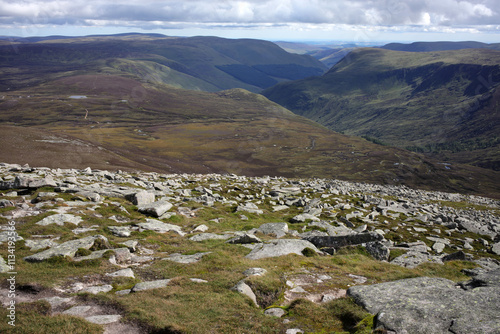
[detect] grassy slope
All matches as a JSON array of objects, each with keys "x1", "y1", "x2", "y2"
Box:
[
  {"x1": 262, "y1": 48, "x2": 500, "y2": 170},
  {"x1": 1, "y1": 73, "x2": 500, "y2": 198}
]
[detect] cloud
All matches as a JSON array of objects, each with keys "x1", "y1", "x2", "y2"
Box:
[{"x1": 0, "y1": 0, "x2": 499, "y2": 35}]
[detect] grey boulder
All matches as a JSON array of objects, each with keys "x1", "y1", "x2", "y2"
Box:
[
  {"x1": 348, "y1": 275, "x2": 500, "y2": 334},
  {"x1": 138, "y1": 200, "x2": 172, "y2": 217},
  {"x1": 245, "y1": 239, "x2": 321, "y2": 260}
]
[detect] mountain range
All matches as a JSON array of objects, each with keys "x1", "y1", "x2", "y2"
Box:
[
  {"x1": 0, "y1": 34, "x2": 499, "y2": 198},
  {"x1": 0, "y1": 33, "x2": 326, "y2": 93}
]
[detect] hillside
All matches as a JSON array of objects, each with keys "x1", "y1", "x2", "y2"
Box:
[
  {"x1": 1, "y1": 69, "x2": 500, "y2": 197},
  {"x1": 0, "y1": 33, "x2": 327, "y2": 93},
  {"x1": 262, "y1": 48, "x2": 500, "y2": 171},
  {"x1": 382, "y1": 41, "x2": 500, "y2": 52}
]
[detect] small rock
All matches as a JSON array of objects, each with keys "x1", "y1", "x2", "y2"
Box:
[
  {"x1": 106, "y1": 268, "x2": 135, "y2": 278},
  {"x1": 81, "y1": 284, "x2": 113, "y2": 294},
  {"x1": 243, "y1": 268, "x2": 268, "y2": 277},
  {"x1": 85, "y1": 315, "x2": 122, "y2": 325},
  {"x1": 264, "y1": 308, "x2": 285, "y2": 317},
  {"x1": 226, "y1": 233, "x2": 262, "y2": 244},
  {"x1": 131, "y1": 279, "x2": 171, "y2": 292},
  {"x1": 62, "y1": 305, "x2": 92, "y2": 316},
  {"x1": 232, "y1": 281, "x2": 258, "y2": 307},
  {"x1": 108, "y1": 226, "x2": 132, "y2": 237},
  {"x1": 36, "y1": 213, "x2": 82, "y2": 226}
]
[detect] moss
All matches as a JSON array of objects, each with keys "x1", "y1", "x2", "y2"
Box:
[
  {"x1": 302, "y1": 247, "x2": 319, "y2": 257},
  {"x1": 353, "y1": 314, "x2": 375, "y2": 334},
  {"x1": 75, "y1": 247, "x2": 92, "y2": 257}
]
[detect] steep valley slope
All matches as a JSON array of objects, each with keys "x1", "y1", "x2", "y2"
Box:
[{"x1": 262, "y1": 48, "x2": 500, "y2": 171}]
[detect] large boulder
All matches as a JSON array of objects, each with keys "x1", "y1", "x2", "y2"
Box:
[
  {"x1": 303, "y1": 231, "x2": 383, "y2": 250},
  {"x1": 348, "y1": 275, "x2": 500, "y2": 334},
  {"x1": 126, "y1": 190, "x2": 155, "y2": 206},
  {"x1": 245, "y1": 239, "x2": 321, "y2": 260},
  {"x1": 256, "y1": 222, "x2": 288, "y2": 238},
  {"x1": 138, "y1": 200, "x2": 172, "y2": 217},
  {"x1": 136, "y1": 218, "x2": 185, "y2": 236}
]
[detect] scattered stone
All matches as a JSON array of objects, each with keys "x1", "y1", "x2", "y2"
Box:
[
  {"x1": 108, "y1": 226, "x2": 132, "y2": 237},
  {"x1": 492, "y1": 242, "x2": 500, "y2": 256},
  {"x1": 364, "y1": 241, "x2": 390, "y2": 261},
  {"x1": 236, "y1": 202, "x2": 263, "y2": 214},
  {"x1": 138, "y1": 200, "x2": 173, "y2": 218},
  {"x1": 137, "y1": 218, "x2": 185, "y2": 236},
  {"x1": 42, "y1": 296, "x2": 74, "y2": 309},
  {"x1": 432, "y1": 242, "x2": 446, "y2": 253},
  {"x1": 191, "y1": 224, "x2": 209, "y2": 233},
  {"x1": 441, "y1": 250, "x2": 471, "y2": 262},
  {"x1": 264, "y1": 308, "x2": 285, "y2": 317},
  {"x1": 106, "y1": 268, "x2": 135, "y2": 278},
  {"x1": 226, "y1": 233, "x2": 262, "y2": 244},
  {"x1": 189, "y1": 233, "x2": 233, "y2": 241},
  {"x1": 390, "y1": 251, "x2": 443, "y2": 268},
  {"x1": 36, "y1": 213, "x2": 82, "y2": 226},
  {"x1": 0, "y1": 199, "x2": 14, "y2": 207},
  {"x1": 243, "y1": 268, "x2": 267, "y2": 277},
  {"x1": 85, "y1": 315, "x2": 122, "y2": 325},
  {"x1": 290, "y1": 213, "x2": 320, "y2": 224},
  {"x1": 272, "y1": 205, "x2": 289, "y2": 212},
  {"x1": 131, "y1": 279, "x2": 171, "y2": 292},
  {"x1": 72, "y1": 226, "x2": 98, "y2": 234},
  {"x1": 62, "y1": 305, "x2": 92, "y2": 316},
  {"x1": 163, "y1": 252, "x2": 211, "y2": 264},
  {"x1": 245, "y1": 239, "x2": 321, "y2": 260},
  {"x1": 232, "y1": 281, "x2": 258, "y2": 307},
  {"x1": 126, "y1": 190, "x2": 155, "y2": 206},
  {"x1": 24, "y1": 235, "x2": 109, "y2": 262},
  {"x1": 81, "y1": 284, "x2": 113, "y2": 294},
  {"x1": 24, "y1": 236, "x2": 58, "y2": 250},
  {"x1": 0, "y1": 256, "x2": 10, "y2": 273},
  {"x1": 256, "y1": 222, "x2": 288, "y2": 238},
  {"x1": 119, "y1": 240, "x2": 139, "y2": 252}
]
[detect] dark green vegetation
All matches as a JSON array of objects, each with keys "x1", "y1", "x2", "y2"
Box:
[
  {"x1": 0, "y1": 33, "x2": 326, "y2": 93},
  {"x1": 262, "y1": 48, "x2": 500, "y2": 172}
]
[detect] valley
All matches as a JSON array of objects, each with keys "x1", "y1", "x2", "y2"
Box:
[{"x1": 263, "y1": 47, "x2": 500, "y2": 172}]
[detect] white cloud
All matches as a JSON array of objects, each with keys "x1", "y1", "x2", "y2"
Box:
[{"x1": 0, "y1": 0, "x2": 499, "y2": 39}]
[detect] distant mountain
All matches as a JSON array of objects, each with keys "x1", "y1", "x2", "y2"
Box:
[
  {"x1": 382, "y1": 41, "x2": 500, "y2": 52},
  {"x1": 0, "y1": 33, "x2": 327, "y2": 93},
  {"x1": 274, "y1": 41, "x2": 366, "y2": 68},
  {"x1": 262, "y1": 48, "x2": 500, "y2": 171}
]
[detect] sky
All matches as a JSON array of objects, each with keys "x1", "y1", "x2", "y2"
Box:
[{"x1": 1, "y1": 0, "x2": 500, "y2": 43}]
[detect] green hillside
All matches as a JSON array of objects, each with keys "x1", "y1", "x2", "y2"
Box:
[
  {"x1": 262, "y1": 48, "x2": 500, "y2": 171},
  {"x1": 0, "y1": 34, "x2": 327, "y2": 93}
]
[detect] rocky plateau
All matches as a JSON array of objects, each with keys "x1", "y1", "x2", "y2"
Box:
[{"x1": 0, "y1": 162, "x2": 499, "y2": 333}]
